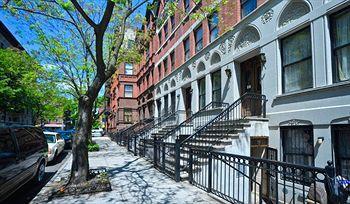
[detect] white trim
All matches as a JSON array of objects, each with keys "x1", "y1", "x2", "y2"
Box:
[{"x1": 268, "y1": 104, "x2": 350, "y2": 115}]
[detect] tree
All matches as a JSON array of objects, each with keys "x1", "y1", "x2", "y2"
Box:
[
  {"x1": 0, "y1": 48, "x2": 63, "y2": 124},
  {"x1": 1, "y1": 0, "x2": 224, "y2": 185}
]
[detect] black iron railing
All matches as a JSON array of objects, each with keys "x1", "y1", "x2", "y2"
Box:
[
  {"x1": 161, "y1": 101, "x2": 229, "y2": 143},
  {"x1": 181, "y1": 93, "x2": 267, "y2": 147},
  {"x1": 132, "y1": 110, "x2": 185, "y2": 157},
  {"x1": 188, "y1": 148, "x2": 327, "y2": 204}
]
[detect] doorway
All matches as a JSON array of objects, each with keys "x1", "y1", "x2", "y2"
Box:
[
  {"x1": 184, "y1": 87, "x2": 192, "y2": 119},
  {"x1": 156, "y1": 99, "x2": 161, "y2": 118},
  {"x1": 170, "y1": 91, "x2": 176, "y2": 114},
  {"x1": 240, "y1": 56, "x2": 262, "y2": 117},
  {"x1": 164, "y1": 95, "x2": 169, "y2": 116}
]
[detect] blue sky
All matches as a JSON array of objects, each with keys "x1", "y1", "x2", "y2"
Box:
[{"x1": 0, "y1": 1, "x2": 148, "y2": 53}]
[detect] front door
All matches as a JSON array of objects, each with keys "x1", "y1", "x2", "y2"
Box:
[
  {"x1": 156, "y1": 99, "x2": 161, "y2": 118},
  {"x1": 184, "y1": 87, "x2": 192, "y2": 119},
  {"x1": 240, "y1": 56, "x2": 262, "y2": 117}
]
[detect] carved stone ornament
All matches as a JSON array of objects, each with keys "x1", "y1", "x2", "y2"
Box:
[
  {"x1": 205, "y1": 52, "x2": 210, "y2": 61},
  {"x1": 280, "y1": 119, "x2": 312, "y2": 126},
  {"x1": 227, "y1": 35, "x2": 235, "y2": 52},
  {"x1": 192, "y1": 61, "x2": 196, "y2": 69},
  {"x1": 279, "y1": 2, "x2": 310, "y2": 28},
  {"x1": 219, "y1": 42, "x2": 226, "y2": 55},
  {"x1": 235, "y1": 27, "x2": 260, "y2": 50},
  {"x1": 261, "y1": 9, "x2": 274, "y2": 24}
]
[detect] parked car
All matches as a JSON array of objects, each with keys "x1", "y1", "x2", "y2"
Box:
[
  {"x1": 92, "y1": 129, "x2": 103, "y2": 137},
  {"x1": 0, "y1": 126, "x2": 47, "y2": 202},
  {"x1": 44, "y1": 132, "x2": 65, "y2": 162},
  {"x1": 56, "y1": 130, "x2": 75, "y2": 149}
]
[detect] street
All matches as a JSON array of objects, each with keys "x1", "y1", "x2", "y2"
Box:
[{"x1": 2, "y1": 150, "x2": 71, "y2": 204}]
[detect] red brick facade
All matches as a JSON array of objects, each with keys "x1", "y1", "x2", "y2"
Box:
[
  {"x1": 107, "y1": 63, "x2": 139, "y2": 132},
  {"x1": 135, "y1": 0, "x2": 267, "y2": 120}
]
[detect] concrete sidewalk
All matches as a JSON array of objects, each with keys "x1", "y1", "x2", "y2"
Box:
[{"x1": 33, "y1": 137, "x2": 226, "y2": 204}]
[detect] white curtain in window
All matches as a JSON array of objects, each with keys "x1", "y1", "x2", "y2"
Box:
[
  {"x1": 333, "y1": 11, "x2": 350, "y2": 81},
  {"x1": 282, "y1": 28, "x2": 312, "y2": 93}
]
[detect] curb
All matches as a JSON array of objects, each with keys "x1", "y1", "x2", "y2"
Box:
[{"x1": 30, "y1": 152, "x2": 72, "y2": 204}]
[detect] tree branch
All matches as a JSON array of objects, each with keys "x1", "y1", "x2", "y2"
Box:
[{"x1": 70, "y1": 0, "x2": 97, "y2": 27}]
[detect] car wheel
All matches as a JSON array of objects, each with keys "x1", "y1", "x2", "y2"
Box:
[{"x1": 35, "y1": 161, "x2": 45, "y2": 183}]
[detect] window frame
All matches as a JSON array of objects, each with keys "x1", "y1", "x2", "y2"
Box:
[
  {"x1": 124, "y1": 85, "x2": 133, "y2": 98},
  {"x1": 123, "y1": 108, "x2": 133, "y2": 123},
  {"x1": 184, "y1": 37, "x2": 190, "y2": 61},
  {"x1": 184, "y1": 0, "x2": 190, "y2": 13},
  {"x1": 164, "y1": 57, "x2": 168, "y2": 76},
  {"x1": 125, "y1": 63, "x2": 133, "y2": 75},
  {"x1": 170, "y1": 15, "x2": 175, "y2": 31},
  {"x1": 198, "y1": 77, "x2": 206, "y2": 109},
  {"x1": 281, "y1": 26, "x2": 313, "y2": 93},
  {"x1": 211, "y1": 70, "x2": 221, "y2": 103},
  {"x1": 164, "y1": 22, "x2": 169, "y2": 39},
  {"x1": 241, "y1": 0, "x2": 257, "y2": 18},
  {"x1": 332, "y1": 125, "x2": 350, "y2": 179},
  {"x1": 330, "y1": 7, "x2": 350, "y2": 83},
  {"x1": 195, "y1": 25, "x2": 203, "y2": 53},
  {"x1": 158, "y1": 64, "x2": 162, "y2": 80},
  {"x1": 281, "y1": 126, "x2": 314, "y2": 166},
  {"x1": 209, "y1": 12, "x2": 219, "y2": 42},
  {"x1": 170, "y1": 51, "x2": 175, "y2": 71}
]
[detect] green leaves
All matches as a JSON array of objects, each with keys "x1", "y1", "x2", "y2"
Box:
[{"x1": 0, "y1": 48, "x2": 63, "y2": 122}]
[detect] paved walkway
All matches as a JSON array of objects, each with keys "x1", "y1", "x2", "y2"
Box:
[{"x1": 35, "y1": 137, "x2": 225, "y2": 204}]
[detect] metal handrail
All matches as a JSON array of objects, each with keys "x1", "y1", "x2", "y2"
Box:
[
  {"x1": 181, "y1": 92, "x2": 267, "y2": 145},
  {"x1": 161, "y1": 101, "x2": 229, "y2": 142},
  {"x1": 138, "y1": 110, "x2": 185, "y2": 140}
]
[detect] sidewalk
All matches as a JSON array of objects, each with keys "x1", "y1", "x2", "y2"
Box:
[{"x1": 34, "y1": 137, "x2": 226, "y2": 204}]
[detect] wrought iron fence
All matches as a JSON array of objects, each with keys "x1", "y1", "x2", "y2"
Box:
[
  {"x1": 161, "y1": 101, "x2": 229, "y2": 143},
  {"x1": 128, "y1": 110, "x2": 185, "y2": 157},
  {"x1": 188, "y1": 148, "x2": 328, "y2": 204}
]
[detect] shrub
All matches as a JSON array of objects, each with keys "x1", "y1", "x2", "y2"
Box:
[{"x1": 88, "y1": 142, "x2": 99, "y2": 152}]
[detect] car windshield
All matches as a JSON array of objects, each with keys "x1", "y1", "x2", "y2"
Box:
[{"x1": 45, "y1": 135, "x2": 56, "y2": 143}]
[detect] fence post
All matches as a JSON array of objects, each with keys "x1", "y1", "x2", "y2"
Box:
[
  {"x1": 162, "y1": 142, "x2": 166, "y2": 173},
  {"x1": 134, "y1": 136, "x2": 137, "y2": 156},
  {"x1": 175, "y1": 139, "x2": 181, "y2": 182},
  {"x1": 153, "y1": 137, "x2": 157, "y2": 168},
  {"x1": 207, "y1": 151, "x2": 212, "y2": 193},
  {"x1": 127, "y1": 136, "x2": 131, "y2": 151},
  {"x1": 189, "y1": 148, "x2": 193, "y2": 184},
  {"x1": 262, "y1": 98, "x2": 267, "y2": 118}
]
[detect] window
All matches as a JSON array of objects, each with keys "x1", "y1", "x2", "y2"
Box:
[
  {"x1": 127, "y1": 39, "x2": 134, "y2": 49},
  {"x1": 209, "y1": 12, "x2": 219, "y2": 42},
  {"x1": 171, "y1": 15, "x2": 175, "y2": 31},
  {"x1": 184, "y1": 0, "x2": 190, "y2": 13},
  {"x1": 195, "y1": 26, "x2": 203, "y2": 53},
  {"x1": 14, "y1": 128, "x2": 39, "y2": 156},
  {"x1": 124, "y1": 85, "x2": 133, "y2": 97},
  {"x1": 212, "y1": 71, "x2": 221, "y2": 102},
  {"x1": 333, "y1": 125, "x2": 350, "y2": 179},
  {"x1": 124, "y1": 109, "x2": 132, "y2": 123},
  {"x1": 164, "y1": 57, "x2": 168, "y2": 76},
  {"x1": 170, "y1": 51, "x2": 175, "y2": 71},
  {"x1": 158, "y1": 65, "x2": 162, "y2": 79},
  {"x1": 241, "y1": 0, "x2": 257, "y2": 18},
  {"x1": 164, "y1": 23, "x2": 169, "y2": 39},
  {"x1": 331, "y1": 8, "x2": 350, "y2": 83},
  {"x1": 158, "y1": 32, "x2": 162, "y2": 45},
  {"x1": 198, "y1": 78, "x2": 206, "y2": 109},
  {"x1": 281, "y1": 126, "x2": 314, "y2": 166},
  {"x1": 0, "y1": 128, "x2": 16, "y2": 160},
  {"x1": 184, "y1": 37, "x2": 190, "y2": 61},
  {"x1": 125, "y1": 63, "x2": 133, "y2": 75},
  {"x1": 281, "y1": 27, "x2": 312, "y2": 93}
]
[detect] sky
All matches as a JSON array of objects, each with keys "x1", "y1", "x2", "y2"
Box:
[
  {"x1": 0, "y1": 1, "x2": 148, "y2": 98},
  {"x1": 0, "y1": 1, "x2": 148, "y2": 54}
]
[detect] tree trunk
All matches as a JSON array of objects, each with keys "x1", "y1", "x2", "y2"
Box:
[{"x1": 70, "y1": 95, "x2": 93, "y2": 184}]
